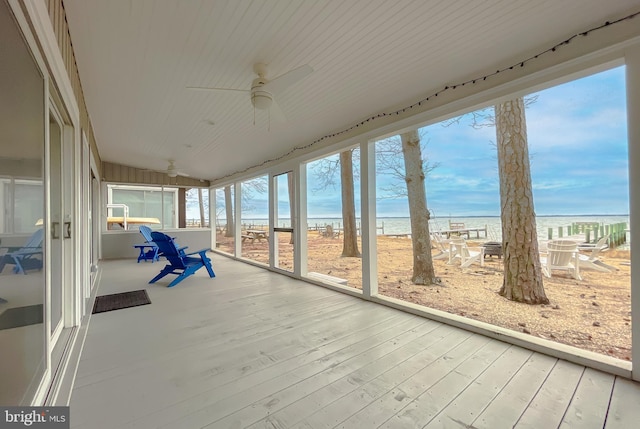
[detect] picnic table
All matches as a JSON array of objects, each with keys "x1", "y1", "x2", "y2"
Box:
[{"x1": 242, "y1": 230, "x2": 269, "y2": 243}]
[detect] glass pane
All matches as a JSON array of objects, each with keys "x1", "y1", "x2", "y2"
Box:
[
  {"x1": 185, "y1": 188, "x2": 209, "y2": 227},
  {"x1": 305, "y1": 149, "x2": 362, "y2": 289},
  {"x1": 240, "y1": 176, "x2": 269, "y2": 265},
  {"x1": 374, "y1": 67, "x2": 631, "y2": 362},
  {"x1": 215, "y1": 186, "x2": 235, "y2": 255},
  {"x1": 274, "y1": 173, "x2": 294, "y2": 272},
  {"x1": 0, "y1": 0, "x2": 46, "y2": 404},
  {"x1": 108, "y1": 185, "x2": 177, "y2": 230}
]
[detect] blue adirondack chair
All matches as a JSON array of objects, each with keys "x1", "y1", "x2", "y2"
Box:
[
  {"x1": 148, "y1": 231, "x2": 215, "y2": 287},
  {"x1": 134, "y1": 225, "x2": 160, "y2": 262},
  {"x1": 0, "y1": 229, "x2": 44, "y2": 274}
]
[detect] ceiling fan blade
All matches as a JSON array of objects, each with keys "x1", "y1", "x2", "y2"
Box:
[
  {"x1": 186, "y1": 86, "x2": 249, "y2": 93},
  {"x1": 262, "y1": 64, "x2": 313, "y2": 95},
  {"x1": 270, "y1": 99, "x2": 286, "y2": 123}
]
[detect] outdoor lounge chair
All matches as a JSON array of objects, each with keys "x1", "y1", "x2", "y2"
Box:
[
  {"x1": 0, "y1": 229, "x2": 44, "y2": 274},
  {"x1": 134, "y1": 225, "x2": 160, "y2": 262},
  {"x1": 540, "y1": 239, "x2": 581, "y2": 280},
  {"x1": 148, "y1": 231, "x2": 215, "y2": 287},
  {"x1": 431, "y1": 233, "x2": 450, "y2": 260},
  {"x1": 447, "y1": 236, "x2": 484, "y2": 268},
  {"x1": 577, "y1": 235, "x2": 616, "y2": 273}
]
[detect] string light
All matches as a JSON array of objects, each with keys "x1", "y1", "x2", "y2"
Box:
[{"x1": 216, "y1": 10, "x2": 639, "y2": 181}]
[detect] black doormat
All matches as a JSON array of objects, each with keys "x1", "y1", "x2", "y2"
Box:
[
  {"x1": 0, "y1": 304, "x2": 43, "y2": 330},
  {"x1": 92, "y1": 290, "x2": 151, "y2": 314}
]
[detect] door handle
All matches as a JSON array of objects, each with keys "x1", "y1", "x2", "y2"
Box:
[
  {"x1": 52, "y1": 222, "x2": 60, "y2": 239},
  {"x1": 64, "y1": 221, "x2": 72, "y2": 239}
]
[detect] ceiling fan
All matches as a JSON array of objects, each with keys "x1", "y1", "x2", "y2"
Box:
[
  {"x1": 187, "y1": 63, "x2": 313, "y2": 123},
  {"x1": 153, "y1": 159, "x2": 189, "y2": 178}
]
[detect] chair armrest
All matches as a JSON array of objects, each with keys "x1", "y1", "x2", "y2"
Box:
[
  {"x1": 184, "y1": 248, "x2": 210, "y2": 256},
  {"x1": 11, "y1": 249, "x2": 42, "y2": 256}
]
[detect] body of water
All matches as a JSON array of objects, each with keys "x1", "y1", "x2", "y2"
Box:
[{"x1": 239, "y1": 215, "x2": 630, "y2": 246}]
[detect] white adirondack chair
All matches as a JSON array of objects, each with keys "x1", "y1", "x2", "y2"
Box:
[
  {"x1": 431, "y1": 233, "x2": 450, "y2": 260},
  {"x1": 578, "y1": 236, "x2": 616, "y2": 273},
  {"x1": 540, "y1": 239, "x2": 581, "y2": 280},
  {"x1": 447, "y1": 237, "x2": 484, "y2": 268}
]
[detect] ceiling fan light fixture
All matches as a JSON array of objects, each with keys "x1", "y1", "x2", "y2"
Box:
[{"x1": 251, "y1": 90, "x2": 273, "y2": 110}]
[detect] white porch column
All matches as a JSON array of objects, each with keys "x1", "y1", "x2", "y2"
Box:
[
  {"x1": 361, "y1": 140, "x2": 378, "y2": 298},
  {"x1": 626, "y1": 43, "x2": 640, "y2": 380}
]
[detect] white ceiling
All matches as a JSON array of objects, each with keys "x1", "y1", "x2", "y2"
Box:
[{"x1": 64, "y1": 0, "x2": 640, "y2": 183}]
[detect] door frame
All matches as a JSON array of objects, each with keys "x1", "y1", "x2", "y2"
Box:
[{"x1": 269, "y1": 166, "x2": 307, "y2": 276}]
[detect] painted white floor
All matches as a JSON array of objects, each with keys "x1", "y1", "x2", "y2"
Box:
[{"x1": 69, "y1": 255, "x2": 640, "y2": 429}]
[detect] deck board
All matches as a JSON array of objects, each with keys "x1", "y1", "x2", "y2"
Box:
[
  {"x1": 379, "y1": 340, "x2": 512, "y2": 428},
  {"x1": 471, "y1": 353, "x2": 558, "y2": 429},
  {"x1": 560, "y1": 368, "x2": 615, "y2": 429},
  {"x1": 250, "y1": 323, "x2": 455, "y2": 429},
  {"x1": 422, "y1": 346, "x2": 534, "y2": 428},
  {"x1": 604, "y1": 376, "x2": 640, "y2": 428},
  {"x1": 68, "y1": 257, "x2": 639, "y2": 429},
  {"x1": 514, "y1": 359, "x2": 585, "y2": 428},
  {"x1": 336, "y1": 334, "x2": 493, "y2": 428}
]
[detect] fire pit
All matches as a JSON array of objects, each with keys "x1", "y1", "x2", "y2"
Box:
[{"x1": 482, "y1": 241, "x2": 503, "y2": 258}]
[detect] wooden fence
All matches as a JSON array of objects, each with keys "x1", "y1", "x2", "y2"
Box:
[{"x1": 547, "y1": 221, "x2": 627, "y2": 247}]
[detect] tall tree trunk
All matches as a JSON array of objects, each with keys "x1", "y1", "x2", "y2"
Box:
[
  {"x1": 340, "y1": 150, "x2": 360, "y2": 257},
  {"x1": 198, "y1": 188, "x2": 206, "y2": 227},
  {"x1": 401, "y1": 130, "x2": 437, "y2": 285},
  {"x1": 224, "y1": 185, "x2": 234, "y2": 237},
  {"x1": 495, "y1": 98, "x2": 548, "y2": 304},
  {"x1": 287, "y1": 172, "x2": 295, "y2": 244}
]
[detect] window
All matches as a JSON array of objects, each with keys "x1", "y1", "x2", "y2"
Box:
[
  {"x1": 107, "y1": 184, "x2": 177, "y2": 230},
  {"x1": 0, "y1": 177, "x2": 43, "y2": 234}
]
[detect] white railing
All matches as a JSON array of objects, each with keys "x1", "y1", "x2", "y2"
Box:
[{"x1": 107, "y1": 204, "x2": 129, "y2": 230}]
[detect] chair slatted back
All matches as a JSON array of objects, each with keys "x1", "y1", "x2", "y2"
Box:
[
  {"x1": 588, "y1": 236, "x2": 609, "y2": 259},
  {"x1": 150, "y1": 232, "x2": 187, "y2": 268},
  {"x1": 139, "y1": 225, "x2": 155, "y2": 243},
  {"x1": 449, "y1": 237, "x2": 471, "y2": 258},
  {"x1": 547, "y1": 240, "x2": 577, "y2": 266},
  {"x1": 15, "y1": 229, "x2": 44, "y2": 255}
]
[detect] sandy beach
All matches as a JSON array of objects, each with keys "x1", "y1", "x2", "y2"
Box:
[{"x1": 219, "y1": 231, "x2": 632, "y2": 361}]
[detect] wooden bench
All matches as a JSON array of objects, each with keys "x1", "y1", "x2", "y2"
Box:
[
  {"x1": 307, "y1": 272, "x2": 348, "y2": 286},
  {"x1": 448, "y1": 221, "x2": 469, "y2": 238}
]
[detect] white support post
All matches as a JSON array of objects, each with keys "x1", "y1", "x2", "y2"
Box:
[
  {"x1": 361, "y1": 140, "x2": 378, "y2": 298},
  {"x1": 209, "y1": 186, "x2": 216, "y2": 251},
  {"x1": 296, "y1": 165, "x2": 308, "y2": 277},
  {"x1": 626, "y1": 44, "x2": 640, "y2": 380},
  {"x1": 234, "y1": 182, "x2": 242, "y2": 258},
  {"x1": 268, "y1": 174, "x2": 276, "y2": 268}
]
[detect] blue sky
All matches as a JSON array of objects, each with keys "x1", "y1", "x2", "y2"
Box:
[
  {"x1": 419, "y1": 65, "x2": 628, "y2": 217},
  {"x1": 217, "y1": 65, "x2": 629, "y2": 219}
]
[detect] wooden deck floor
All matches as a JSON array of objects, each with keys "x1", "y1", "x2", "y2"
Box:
[{"x1": 69, "y1": 256, "x2": 639, "y2": 429}]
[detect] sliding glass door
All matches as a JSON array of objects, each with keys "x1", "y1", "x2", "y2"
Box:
[{"x1": 0, "y1": 0, "x2": 46, "y2": 405}]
